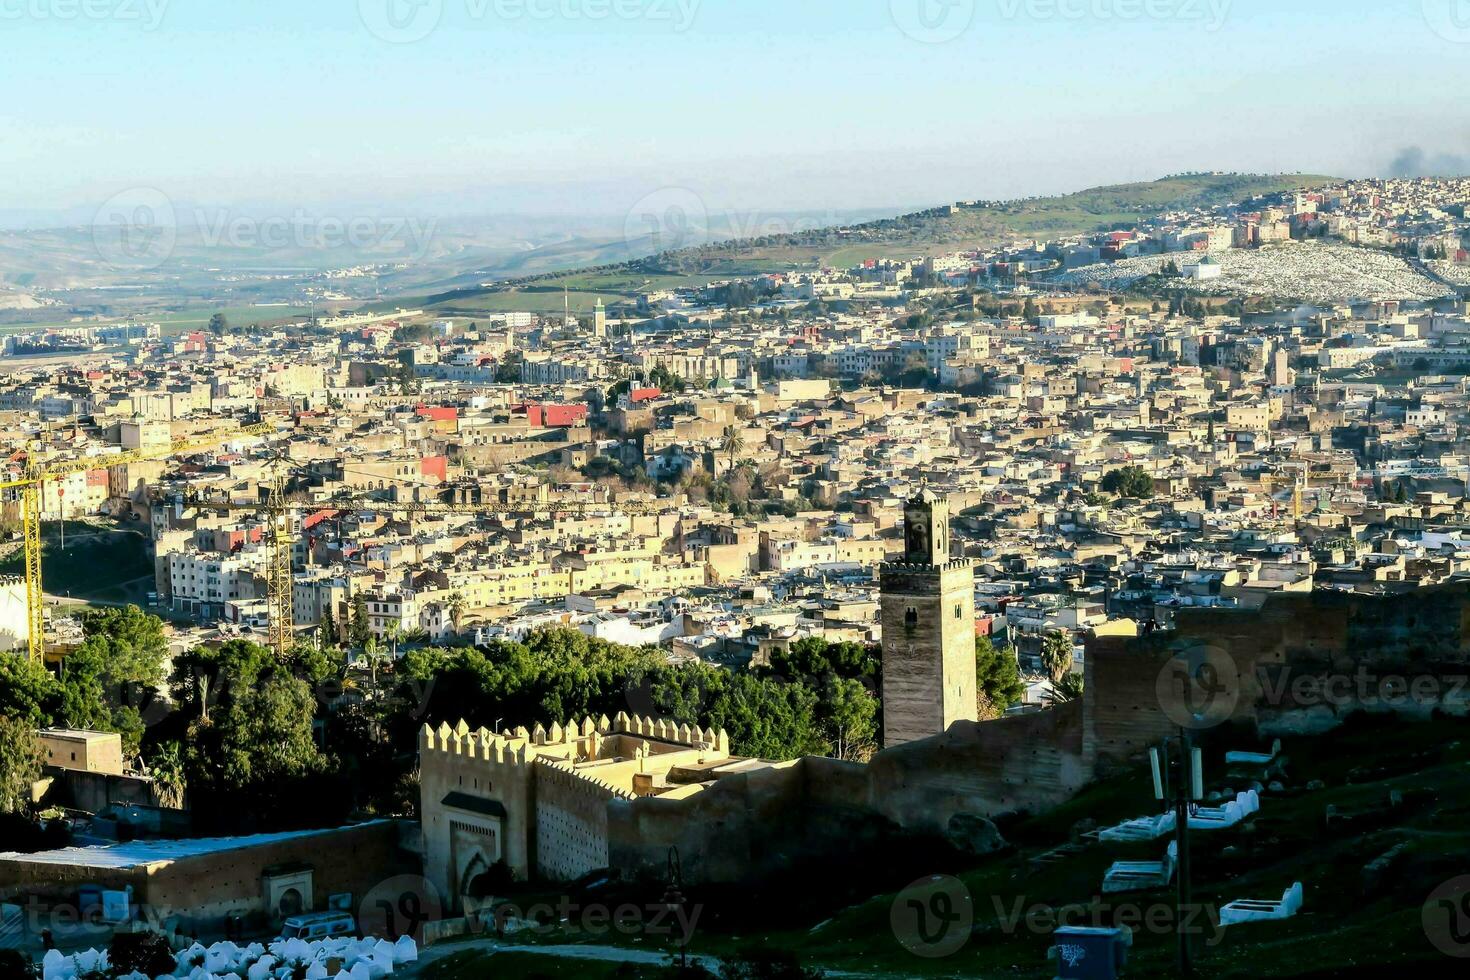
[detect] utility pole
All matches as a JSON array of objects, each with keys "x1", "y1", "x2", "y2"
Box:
[{"x1": 1151, "y1": 731, "x2": 1203, "y2": 976}]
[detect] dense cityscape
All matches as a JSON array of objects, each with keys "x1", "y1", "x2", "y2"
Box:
[{"x1": 4, "y1": 4, "x2": 1470, "y2": 979}]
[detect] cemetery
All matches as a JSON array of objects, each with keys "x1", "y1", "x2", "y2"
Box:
[
  {"x1": 37, "y1": 935, "x2": 418, "y2": 980},
  {"x1": 404, "y1": 712, "x2": 1470, "y2": 978}
]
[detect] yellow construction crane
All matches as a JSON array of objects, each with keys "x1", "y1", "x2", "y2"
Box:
[
  {"x1": 0, "y1": 422, "x2": 273, "y2": 661},
  {"x1": 188, "y1": 489, "x2": 665, "y2": 658}
]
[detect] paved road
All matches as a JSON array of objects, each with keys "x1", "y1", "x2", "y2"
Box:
[
  {"x1": 412, "y1": 938, "x2": 883, "y2": 978},
  {"x1": 413, "y1": 939, "x2": 723, "y2": 974}
]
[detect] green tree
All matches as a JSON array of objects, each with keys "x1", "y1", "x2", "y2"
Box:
[
  {"x1": 350, "y1": 593, "x2": 371, "y2": 648},
  {"x1": 319, "y1": 607, "x2": 338, "y2": 648},
  {"x1": 768, "y1": 637, "x2": 880, "y2": 683},
  {"x1": 820, "y1": 676, "x2": 878, "y2": 761},
  {"x1": 1040, "y1": 631, "x2": 1074, "y2": 685},
  {"x1": 175, "y1": 641, "x2": 330, "y2": 830},
  {"x1": 0, "y1": 656, "x2": 62, "y2": 728},
  {"x1": 56, "y1": 606, "x2": 169, "y2": 754},
  {"x1": 0, "y1": 717, "x2": 43, "y2": 815},
  {"x1": 975, "y1": 637, "x2": 1025, "y2": 718},
  {"x1": 1100, "y1": 465, "x2": 1155, "y2": 499},
  {"x1": 648, "y1": 364, "x2": 686, "y2": 393}
]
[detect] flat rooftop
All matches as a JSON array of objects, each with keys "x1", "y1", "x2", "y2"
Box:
[{"x1": 0, "y1": 821, "x2": 391, "y2": 871}]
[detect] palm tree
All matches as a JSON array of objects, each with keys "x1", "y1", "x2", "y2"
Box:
[
  {"x1": 720, "y1": 425, "x2": 746, "y2": 472},
  {"x1": 1046, "y1": 672, "x2": 1084, "y2": 707},
  {"x1": 1040, "y1": 630, "x2": 1074, "y2": 685},
  {"x1": 448, "y1": 592, "x2": 466, "y2": 636},
  {"x1": 364, "y1": 635, "x2": 384, "y2": 686},
  {"x1": 148, "y1": 742, "x2": 187, "y2": 810}
]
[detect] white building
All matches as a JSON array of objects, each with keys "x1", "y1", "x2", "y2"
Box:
[{"x1": 0, "y1": 576, "x2": 26, "y2": 653}]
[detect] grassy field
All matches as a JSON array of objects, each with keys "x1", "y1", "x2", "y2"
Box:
[
  {"x1": 422, "y1": 270, "x2": 737, "y2": 316},
  {"x1": 0, "y1": 519, "x2": 153, "y2": 602},
  {"x1": 151, "y1": 304, "x2": 310, "y2": 334},
  {"x1": 0, "y1": 304, "x2": 311, "y2": 337},
  {"x1": 409, "y1": 714, "x2": 1470, "y2": 979}
]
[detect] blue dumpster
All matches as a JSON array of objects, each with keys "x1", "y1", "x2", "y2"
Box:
[{"x1": 1048, "y1": 926, "x2": 1132, "y2": 980}]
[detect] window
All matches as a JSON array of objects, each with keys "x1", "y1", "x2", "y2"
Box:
[
  {"x1": 955, "y1": 604, "x2": 963, "y2": 620},
  {"x1": 904, "y1": 607, "x2": 918, "y2": 631}
]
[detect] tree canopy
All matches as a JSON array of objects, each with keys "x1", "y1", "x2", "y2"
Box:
[{"x1": 1100, "y1": 465, "x2": 1156, "y2": 499}]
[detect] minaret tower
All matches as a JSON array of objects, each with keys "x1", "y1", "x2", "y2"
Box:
[{"x1": 880, "y1": 490, "x2": 978, "y2": 747}]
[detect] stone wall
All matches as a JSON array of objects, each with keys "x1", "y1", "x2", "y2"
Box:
[
  {"x1": 535, "y1": 761, "x2": 614, "y2": 883},
  {"x1": 0, "y1": 821, "x2": 410, "y2": 930},
  {"x1": 607, "y1": 703, "x2": 1087, "y2": 885},
  {"x1": 1084, "y1": 584, "x2": 1470, "y2": 769}
]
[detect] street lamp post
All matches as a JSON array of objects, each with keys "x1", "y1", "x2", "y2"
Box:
[{"x1": 1150, "y1": 730, "x2": 1204, "y2": 976}]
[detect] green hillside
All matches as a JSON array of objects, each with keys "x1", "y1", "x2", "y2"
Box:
[{"x1": 429, "y1": 173, "x2": 1339, "y2": 316}]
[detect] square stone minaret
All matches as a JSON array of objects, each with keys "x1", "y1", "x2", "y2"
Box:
[{"x1": 880, "y1": 491, "x2": 977, "y2": 748}]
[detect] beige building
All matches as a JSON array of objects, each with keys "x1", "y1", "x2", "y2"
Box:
[
  {"x1": 38, "y1": 729, "x2": 125, "y2": 775},
  {"x1": 419, "y1": 713, "x2": 745, "y2": 902}
]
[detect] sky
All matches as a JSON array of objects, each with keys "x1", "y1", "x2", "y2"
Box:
[{"x1": 2, "y1": 0, "x2": 1469, "y2": 225}]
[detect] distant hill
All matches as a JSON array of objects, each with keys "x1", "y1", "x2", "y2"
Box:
[
  {"x1": 423, "y1": 173, "x2": 1339, "y2": 315},
  {"x1": 647, "y1": 172, "x2": 1340, "y2": 273}
]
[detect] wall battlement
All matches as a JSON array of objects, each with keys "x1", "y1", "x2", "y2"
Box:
[{"x1": 420, "y1": 711, "x2": 728, "y2": 762}]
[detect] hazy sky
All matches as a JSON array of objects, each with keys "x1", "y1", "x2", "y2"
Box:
[{"x1": 3, "y1": 0, "x2": 1468, "y2": 223}]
